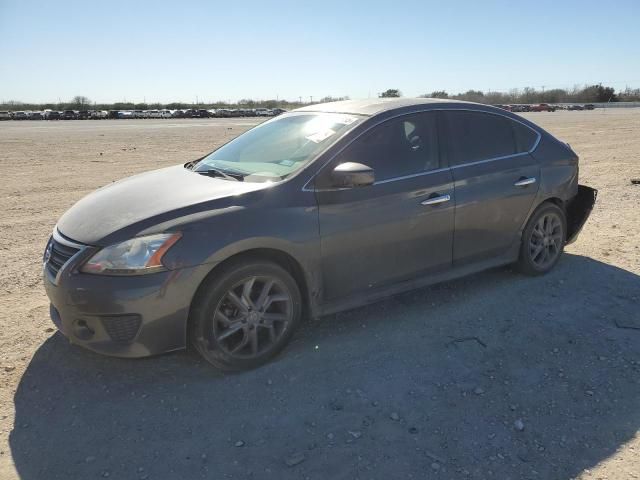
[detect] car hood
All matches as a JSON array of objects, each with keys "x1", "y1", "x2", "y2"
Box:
[{"x1": 57, "y1": 165, "x2": 270, "y2": 246}]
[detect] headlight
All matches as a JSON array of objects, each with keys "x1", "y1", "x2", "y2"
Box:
[{"x1": 81, "y1": 233, "x2": 182, "y2": 275}]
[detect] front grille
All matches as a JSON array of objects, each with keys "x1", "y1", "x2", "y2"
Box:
[
  {"x1": 101, "y1": 315, "x2": 142, "y2": 344},
  {"x1": 46, "y1": 236, "x2": 81, "y2": 278}
]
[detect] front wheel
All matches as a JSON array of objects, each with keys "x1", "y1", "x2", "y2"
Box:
[
  {"x1": 190, "y1": 260, "x2": 302, "y2": 371},
  {"x1": 517, "y1": 203, "x2": 566, "y2": 275}
]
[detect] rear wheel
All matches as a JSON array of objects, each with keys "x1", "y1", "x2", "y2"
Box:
[
  {"x1": 517, "y1": 203, "x2": 566, "y2": 275},
  {"x1": 190, "y1": 260, "x2": 302, "y2": 371}
]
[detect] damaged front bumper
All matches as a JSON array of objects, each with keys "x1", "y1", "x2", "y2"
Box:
[{"x1": 566, "y1": 184, "x2": 597, "y2": 244}]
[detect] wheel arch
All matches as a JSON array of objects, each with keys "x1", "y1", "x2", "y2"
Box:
[
  {"x1": 186, "y1": 246, "x2": 317, "y2": 345},
  {"x1": 521, "y1": 195, "x2": 566, "y2": 233}
]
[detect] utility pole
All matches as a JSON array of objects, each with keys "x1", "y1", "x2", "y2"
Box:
[{"x1": 310, "y1": 95, "x2": 313, "y2": 103}]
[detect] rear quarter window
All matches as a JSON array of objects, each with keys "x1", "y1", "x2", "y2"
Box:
[{"x1": 512, "y1": 121, "x2": 539, "y2": 153}]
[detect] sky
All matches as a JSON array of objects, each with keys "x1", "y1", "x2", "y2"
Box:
[{"x1": 1, "y1": 0, "x2": 639, "y2": 104}]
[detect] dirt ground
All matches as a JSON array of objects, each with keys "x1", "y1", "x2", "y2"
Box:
[{"x1": 0, "y1": 111, "x2": 638, "y2": 480}]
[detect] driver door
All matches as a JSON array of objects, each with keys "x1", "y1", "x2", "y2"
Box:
[{"x1": 314, "y1": 112, "x2": 455, "y2": 301}]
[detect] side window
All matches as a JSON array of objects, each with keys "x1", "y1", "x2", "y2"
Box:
[
  {"x1": 512, "y1": 121, "x2": 538, "y2": 153},
  {"x1": 444, "y1": 111, "x2": 516, "y2": 166},
  {"x1": 331, "y1": 112, "x2": 439, "y2": 182}
]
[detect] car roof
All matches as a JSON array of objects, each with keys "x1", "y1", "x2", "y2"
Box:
[{"x1": 294, "y1": 97, "x2": 474, "y2": 116}]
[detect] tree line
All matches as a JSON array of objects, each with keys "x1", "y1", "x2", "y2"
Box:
[
  {"x1": 2, "y1": 85, "x2": 640, "y2": 112},
  {"x1": 380, "y1": 84, "x2": 640, "y2": 104}
]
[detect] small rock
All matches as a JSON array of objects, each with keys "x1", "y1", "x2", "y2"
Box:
[
  {"x1": 586, "y1": 390, "x2": 594, "y2": 396},
  {"x1": 284, "y1": 452, "x2": 305, "y2": 467},
  {"x1": 408, "y1": 427, "x2": 419, "y2": 434},
  {"x1": 514, "y1": 419, "x2": 525, "y2": 432},
  {"x1": 234, "y1": 440, "x2": 245, "y2": 447},
  {"x1": 390, "y1": 412, "x2": 400, "y2": 421},
  {"x1": 266, "y1": 379, "x2": 273, "y2": 385},
  {"x1": 45, "y1": 327, "x2": 54, "y2": 333},
  {"x1": 431, "y1": 462, "x2": 440, "y2": 471},
  {"x1": 327, "y1": 433, "x2": 334, "y2": 440},
  {"x1": 371, "y1": 401, "x2": 379, "y2": 407},
  {"x1": 474, "y1": 387, "x2": 485, "y2": 395},
  {"x1": 102, "y1": 471, "x2": 110, "y2": 478},
  {"x1": 348, "y1": 431, "x2": 362, "y2": 439},
  {"x1": 4, "y1": 366, "x2": 15, "y2": 372},
  {"x1": 85, "y1": 456, "x2": 96, "y2": 463}
]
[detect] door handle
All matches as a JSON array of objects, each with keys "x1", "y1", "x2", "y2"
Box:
[
  {"x1": 514, "y1": 177, "x2": 536, "y2": 187},
  {"x1": 421, "y1": 194, "x2": 451, "y2": 206}
]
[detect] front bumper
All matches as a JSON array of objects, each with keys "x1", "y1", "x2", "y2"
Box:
[{"x1": 43, "y1": 245, "x2": 213, "y2": 358}]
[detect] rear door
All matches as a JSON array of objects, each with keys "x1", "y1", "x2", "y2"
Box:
[
  {"x1": 441, "y1": 110, "x2": 540, "y2": 265},
  {"x1": 314, "y1": 111, "x2": 455, "y2": 301}
]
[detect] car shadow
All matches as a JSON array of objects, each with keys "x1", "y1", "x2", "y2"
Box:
[{"x1": 9, "y1": 254, "x2": 640, "y2": 479}]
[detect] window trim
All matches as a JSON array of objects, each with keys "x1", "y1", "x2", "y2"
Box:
[{"x1": 303, "y1": 108, "x2": 541, "y2": 192}]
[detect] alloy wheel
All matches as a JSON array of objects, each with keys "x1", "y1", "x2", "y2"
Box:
[
  {"x1": 212, "y1": 276, "x2": 293, "y2": 358},
  {"x1": 528, "y1": 212, "x2": 563, "y2": 269}
]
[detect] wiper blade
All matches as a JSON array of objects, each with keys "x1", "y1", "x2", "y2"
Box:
[{"x1": 197, "y1": 168, "x2": 244, "y2": 181}]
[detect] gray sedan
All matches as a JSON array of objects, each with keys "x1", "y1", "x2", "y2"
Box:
[{"x1": 43, "y1": 98, "x2": 596, "y2": 370}]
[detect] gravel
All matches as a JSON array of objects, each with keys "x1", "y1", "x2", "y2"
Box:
[{"x1": 1, "y1": 113, "x2": 639, "y2": 480}]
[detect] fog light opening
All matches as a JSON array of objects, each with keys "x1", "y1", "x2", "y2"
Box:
[{"x1": 73, "y1": 319, "x2": 95, "y2": 340}]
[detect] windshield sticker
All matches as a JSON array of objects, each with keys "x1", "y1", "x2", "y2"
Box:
[
  {"x1": 306, "y1": 128, "x2": 336, "y2": 143},
  {"x1": 335, "y1": 116, "x2": 358, "y2": 125}
]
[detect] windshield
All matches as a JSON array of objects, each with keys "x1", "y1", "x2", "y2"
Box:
[{"x1": 194, "y1": 112, "x2": 363, "y2": 181}]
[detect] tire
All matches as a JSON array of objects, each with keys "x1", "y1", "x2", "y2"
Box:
[
  {"x1": 189, "y1": 259, "x2": 302, "y2": 371},
  {"x1": 517, "y1": 202, "x2": 566, "y2": 276}
]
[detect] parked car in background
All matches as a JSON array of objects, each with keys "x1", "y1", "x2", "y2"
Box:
[
  {"x1": 271, "y1": 108, "x2": 287, "y2": 116},
  {"x1": 13, "y1": 111, "x2": 29, "y2": 120},
  {"x1": 45, "y1": 110, "x2": 61, "y2": 120},
  {"x1": 568, "y1": 104, "x2": 584, "y2": 111},
  {"x1": 0, "y1": 111, "x2": 11, "y2": 120},
  {"x1": 43, "y1": 98, "x2": 596, "y2": 370},
  {"x1": 530, "y1": 103, "x2": 556, "y2": 112},
  {"x1": 584, "y1": 104, "x2": 595, "y2": 110},
  {"x1": 159, "y1": 109, "x2": 173, "y2": 118},
  {"x1": 255, "y1": 108, "x2": 271, "y2": 117},
  {"x1": 61, "y1": 110, "x2": 78, "y2": 120},
  {"x1": 117, "y1": 110, "x2": 134, "y2": 119},
  {"x1": 29, "y1": 111, "x2": 44, "y2": 120},
  {"x1": 90, "y1": 110, "x2": 109, "y2": 119}
]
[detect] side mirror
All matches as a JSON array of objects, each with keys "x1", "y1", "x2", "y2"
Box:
[{"x1": 331, "y1": 162, "x2": 375, "y2": 188}]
